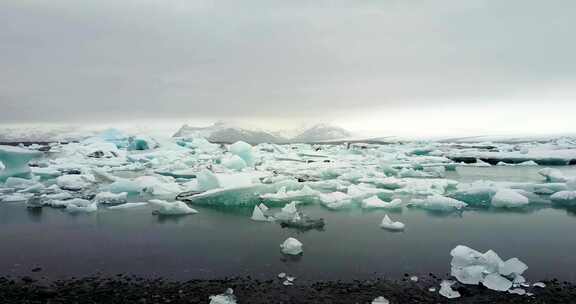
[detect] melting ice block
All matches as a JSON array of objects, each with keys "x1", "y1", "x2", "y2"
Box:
[
  {"x1": 450, "y1": 245, "x2": 528, "y2": 293},
  {"x1": 56, "y1": 174, "x2": 94, "y2": 191},
  {"x1": 439, "y1": 280, "x2": 460, "y2": 299},
  {"x1": 0, "y1": 145, "x2": 42, "y2": 180},
  {"x1": 251, "y1": 203, "x2": 273, "y2": 222},
  {"x1": 229, "y1": 141, "x2": 255, "y2": 166},
  {"x1": 410, "y1": 195, "x2": 467, "y2": 211},
  {"x1": 197, "y1": 169, "x2": 221, "y2": 191},
  {"x1": 550, "y1": 190, "x2": 576, "y2": 206},
  {"x1": 149, "y1": 199, "x2": 198, "y2": 215},
  {"x1": 491, "y1": 189, "x2": 529, "y2": 208},
  {"x1": 94, "y1": 192, "x2": 128, "y2": 205},
  {"x1": 380, "y1": 214, "x2": 405, "y2": 231},
  {"x1": 209, "y1": 288, "x2": 237, "y2": 304},
  {"x1": 222, "y1": 155, "x2": 247, "y2": 171},
  {"x1": 361, "y1": 196, "x2": 403, "y2": 209},
  {"x1": 65, "y1": 199, "x2": 98, "y2": 213},
  {"x1": 280, "y1": 237, "x2": 303, "y2": 255}
]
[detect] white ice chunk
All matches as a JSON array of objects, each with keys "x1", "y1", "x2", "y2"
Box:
[
  {"x1": 379, "y1": 214, "x2": 405, "y2": 231},
  {"x1": 149, "y1": 199, "x2": 198, "y2": 215},
  {"x1": 229, "y1": 141, "x2": 255, "y2": 166},
  {"x1": 483, "y1": 273, "x2": 513, "y2": 291},
  {"x1": 0, "y1": 145, "x2": 42, "y2": 179},
  {"x1": 439, "y1": 280, "x2": 460, "y2": 299},
  {"x1": 499, "y1": 258, "x2": 528, "y2": 276},
  {"x1": 94, "y1": 191, "x2": 128, "y2": 205},
  {"x1": 532, "y1": 282, "x2": 546, "y2": 288},
  {"x1": 410, "y1": 195, "x2": 467, "y2": 211},
  {"x1": 65, "y1": 198, "x2": 98, "y2": 213},
  {"x1": 56, "y1": 174, "x2": 93, "y2": 191},
  {"x1": 361, "y1": 196, "x2": 403, "y2": 209},
  {"x1": 209, "y1": 288, "x2": 237, "y2": 304},
  {"x1": 108, "y1": 202, "x2": 148, "y2": 209},
  {"x1": 550, "y1": 190, "x2": 576, "y2": 206},
  {"x1": 371, "y1": 296, "x2": 390, "y2": 304},
  {"x1": 280, "y1": 237, "x2": 303, "y2": 255},
  {"x1": 508, "y1": 288, "x2": 526, "y2": 295},
  {"x1": 251, "y1": 203, "x2": 273, "y2": 222},
  {"x1": 222, "y1": 155, "x2": 247, "y2": 171},
  {"x1": 491, "y1": 189, "x2": 529, "y2": 208},
  {"x1": 539, "y1": 168, "x2": 571, "y2": 183},
  {"x1": 1, "y1": 193, "x2": 33, "y2": 202},
  {"x1": 197, "y1": 169, "x2": 221, "y2": 191}
]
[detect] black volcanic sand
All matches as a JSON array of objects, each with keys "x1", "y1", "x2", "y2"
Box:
[{"x1": 0, "y1": 274, "x2": 574, "y2": 304}]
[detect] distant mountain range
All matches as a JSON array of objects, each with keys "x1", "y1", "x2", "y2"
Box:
[
  {"x1": 173, "y1": 122, "x2": 353, "y2": 144},
  {"x1": 0, "y1": 126, "x2": 94, "y2": 143}
]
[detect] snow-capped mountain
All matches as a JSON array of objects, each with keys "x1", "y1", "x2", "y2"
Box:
[
  {"x1": 173, "y1": 122, "x2": 287, "y2": 144},
  {"x1": 291, "y1": 123, "x2": 353, "y2": 143},
  {"x1": 173, "y1": 122, "x2": 353, "y2": 144},
  {"x1": 0, "y1": 126, "x2": 94, "y2": 143}
]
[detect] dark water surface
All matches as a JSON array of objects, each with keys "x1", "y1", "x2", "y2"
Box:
[{"x1": 1, "y1": 166, "x2": 576, "y2": 282}]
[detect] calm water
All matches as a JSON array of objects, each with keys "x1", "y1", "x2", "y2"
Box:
[{"x1": 1, "y1": 166, "x2": 576, "y2": 282}]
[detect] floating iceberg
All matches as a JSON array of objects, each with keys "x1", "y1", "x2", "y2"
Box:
[
  {"x1": 550, "y1": 190, "x2": 576, "y2": 206},
  {"x1": 94, "y1": 192, "x2": 128, "y2": 205},
  {"x1": 0, "y1": 145, "x2": 42, "y2": 180},
  {"x1": 280, "y1": 237, "x2": 303, "y2": 255},
  {"x1": 260, "y1": 185, "x2": 319, "y2": 202},
  {"x1": 56, "y1": 174, "x2": 94, "y2": 191},
  {"x1": 379, "y1": 214, "x2": 405, "y2": 231},
  {"x1": 221, "y1": 155, "x2": 247, "y2": 171},
  {"x1": 410, "y1": 195, "x2": 467, "y2": 211},
  {"x1": 108, "y1": 202, "x2": 148, "y2": 210},
  {"x1": 491, "y1": 189, "x2": 529, "y2": 208},
  {"x1": 65, "y1": 199, "x2": 98, "y2": 213},
  {"x1": 251, "y1": 203, "x2": 273, "y2": 222},
  {"x1": 229, "y1": 141, "x2": 255, "y2": 166},
  {"x1": 361, "y1": 196, "x2": 403, "y2": 209},
  {"x1": 197, "y1": 169, "x2": 221, "y2": 191},
  {"x1": 149, "y1": 199, "x2": 198, "y2": 215},
  {"x1": 538, "y1": 168, "x2": 572, "y2": 183}
]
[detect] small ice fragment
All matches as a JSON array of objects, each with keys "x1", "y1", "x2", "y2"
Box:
[
  {"x1": 361, "y1": 196, "x2": 403, "y2": 209},
  {"x1": 483, "y1": 273, "x2": 513, "y2": 291},
  {"x1": 65, "y1": 199, "x2": 98, "y2": 213},
  {"x1": 277, "y1": 272, "x2": 286, "y2": 279},
  {"x1": 286, "y1": 276, "x2": 295, "y2": 282},
  {"x1": 532, "y1": 282, "x2": 546, "y2": 288},
  {"x1": 280, "y1": 237, "x2": 303, "y2": 255},
  {"x1": 108, "y1": 202, "x2": 148, "y2": 210},
  {"x1": 209, "y1": 288, "x2": 237, "y2": 304},
  {"x1": 94, "y1": 191, "x2": 128, "y2": 205},
  {"x1": 149, "y1": 199, "x2": 198, "y2": 215},
  {"x1": 410, "y1": 276, "x2": 418, "y2": 282},
  {"x1": 428, "y1": 287, "x2": 436, "y2": 292},
  {"x1": 283, "y1": 280, "x2": 294, "y2": 286},
  {"x1": 379, "y1": 214, "x2": 405, "y2": 231},
  {"x1": 251, "y1": 204, "x2": 271, "y2": 222},
  {"x1": 371, "y1": 296, "x2": 390, "y2": 304},
  {"x1": 439, "y1": 280, "x2": 460, "y2": 299},
  {"x1": 508, "y1": 288, "x2": 526, "y2": 295}
]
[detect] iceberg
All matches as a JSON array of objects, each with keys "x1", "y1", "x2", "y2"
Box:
[
  {"x1": 0, "y1": 145, "x2": 42, "y2": 180},
  {"x1": 197, "y1": 169, "x2": 221, "y2": 191},
  {"x1": 361, "y1": 196, "x2": 403, "y2": 209},
  {"x1": 550, "y1": 190, "x2": 576, "y2": 206},
  {"x1": 251, "y1": 203, "x2": 273, "y2": 222},
  {"x1": 280, "y1": 237, "x2": 303, "y2": 255},
  {"x1": 65, "y1": 199, "x2": 98, "y2": 213},
  {"x1": 491, "y1": 189, "x2": 529, "y2": 208},
  {"x1": 149, "y1": 199, "x2": 198, "y2": 215},
  {"x1": 56, "y1": 174, "x2": 94, "y2": 191},
  {"x1": 379, "y1": 214, "x2": 405, "y2": 231},
  {"x1": 538, "y1": 168, "x2": 572, "y2": 183},
  {"x1": 108, "y1": 202, "x2": 148, "y2": 210},
  {"x1": 94, "y1": 192, "x2": 128, "y2": 205},
  {"x1": 229, "y1": 141, "x2": 255, "y2": 166},
  {"x1": 221, "y1": 155, "x2": 247, "y2": 171},
  {"x1": 410, "y1": 195, "x2": 468, "y2": 211},
  {"x1": 260, "y1": 185, "x2": 320, "y2": 202}
]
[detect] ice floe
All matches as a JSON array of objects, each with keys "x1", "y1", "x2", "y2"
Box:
[{"x1": 280, "y1": 237, "x2": 303, "y2": 255}]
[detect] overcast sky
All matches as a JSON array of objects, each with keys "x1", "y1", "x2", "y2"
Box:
[{"x1": 1, "y1": 0, "x2": 575, "y2": 136}]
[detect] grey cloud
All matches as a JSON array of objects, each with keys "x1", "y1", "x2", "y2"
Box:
[{"x1": 1, "y1": 0, "x2": 575, "y2": 124}]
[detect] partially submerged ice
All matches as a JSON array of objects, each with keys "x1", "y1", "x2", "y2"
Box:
[
  {"x1": 380, "y1": 214, "x2": 405, "y2": 231},
  {"x1": 371, "y1": 296, "x2": 390, "y2": 304},
  {"x1": 439, "y1": 280, "x2": 461, "y2": 299},
  {"x1": 149, "y1": 199, "x2": 198, "y2": 215},
  {"x1": 280, "y1": 237, "x2": 303, "y2": 255},
  {"x1": 0, "y1": 145, "x2": 42, "y2": 180},
  {"x1": 410, "y1": 195, "x2": 467, "y2": 211},
  {"x1": 450, "y1": 245, "x2": 528, "y2": 292},
  {"x1": 491, "y1": 189, "x2": 529, "y2": 208}
]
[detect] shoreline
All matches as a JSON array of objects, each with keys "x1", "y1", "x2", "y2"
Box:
[{"x1": 0, "y1": 274, "x2": 573, "y2": 303}]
